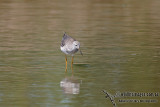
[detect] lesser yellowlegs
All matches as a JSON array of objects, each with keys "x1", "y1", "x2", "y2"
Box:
[{"x1": 60, "y1": 33, "x2": 83, "y2": 72}]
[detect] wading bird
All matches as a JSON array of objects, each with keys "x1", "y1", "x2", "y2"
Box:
[{"x1": 60, "y1": 33, "x2": 83, "y2": 72}]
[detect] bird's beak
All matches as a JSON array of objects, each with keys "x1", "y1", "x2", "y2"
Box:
[{"x1": 79, "y1": 49, "x2": 83, "y2": 56}]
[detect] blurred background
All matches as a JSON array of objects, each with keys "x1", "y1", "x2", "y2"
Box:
[{"x1": 0, "y1": 0, "x2": 160, "y2": 107}]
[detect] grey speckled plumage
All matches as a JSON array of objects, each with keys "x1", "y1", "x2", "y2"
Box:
[
  {"x1": 61, "y1": 33, "x2": 76, "y2": 47},
  {"x1": 60, "y1": 33, "x2": 83, "y2": 56}
]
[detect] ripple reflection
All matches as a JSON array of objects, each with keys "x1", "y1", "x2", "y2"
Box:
[{"x1": 60, "y1": 74, "x2": 80, "y2": 94}]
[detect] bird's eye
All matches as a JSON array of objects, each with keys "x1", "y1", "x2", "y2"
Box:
[{"x1": 75, "y1": 45, "x2": 77, "y2": 46}]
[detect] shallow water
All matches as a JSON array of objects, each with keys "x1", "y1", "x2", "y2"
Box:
[{"x1": 0, "y1": 0, "x2": 160, "y2": 107}]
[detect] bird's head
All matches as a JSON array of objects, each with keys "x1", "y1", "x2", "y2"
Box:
[
  {"x1": 73, "y1": 41, "x2": 83, "y2": 56},
  {"x1": 73, "y1": 41, "x2": 80, "y2": 49}
]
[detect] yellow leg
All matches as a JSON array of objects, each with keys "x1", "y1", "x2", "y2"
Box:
[
  {"x1": 65, "y1": 55, "x2": 67, "y2": 72},
  {"x1": 71, "y1": 56, "x2": 74, "y2": 72}
]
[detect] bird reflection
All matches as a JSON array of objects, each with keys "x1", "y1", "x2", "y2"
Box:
[{"x1": 60, "y1": 74, "x2": 81, "y2": 94}]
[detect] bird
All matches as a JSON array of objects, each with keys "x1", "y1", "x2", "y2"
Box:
[{"x1": 60, "y1": 32, "x2": 83, "y2": 72}]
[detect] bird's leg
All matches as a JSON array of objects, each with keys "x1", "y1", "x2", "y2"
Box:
[
  {"x1": 65, "y1": 55, "x2": 67, "y2": 72},
  {"x1": 71, "y1": 56, "x2": 74, "y2": 72}
]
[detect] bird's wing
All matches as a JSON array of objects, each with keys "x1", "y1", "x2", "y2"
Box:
[{"x1": 61, "y1": 33, "x2": 76, "y2": 47}]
